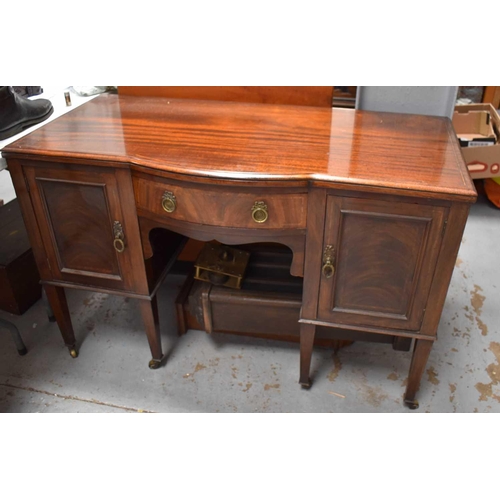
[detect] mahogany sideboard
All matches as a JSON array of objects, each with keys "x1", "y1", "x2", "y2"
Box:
[{"x1": 2, "y1": 94, "x2": 477, "y2": 409}]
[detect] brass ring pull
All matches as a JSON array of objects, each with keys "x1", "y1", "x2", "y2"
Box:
[
  {"x1": 114, "y1": 238, "x2": 125, "y2": 253},
  {"x1": 162, "y1": 191, "x2": 176, "y2": 213},
  {"x1": 322, "y1": 263, "x2": 335, "y2": 279},
  {"x1": 113, "y1": 221, "x2": 126, "y2": 253},
  {"x1": 251, "y1": 201, "x2": 268, "y2": 224},
  {"x1": 322, "y1": 245, "x2": 335, "y2": 279}
]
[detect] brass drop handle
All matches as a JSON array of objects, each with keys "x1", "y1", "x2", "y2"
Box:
[
  {"x1": 322, "y1": 245, "x2": 335, "y2": 279},
  {"x1": 113, "y1": 221, "x2": 126, "y2": 253},
  {"x1": 162, "y1": 191, "x2": 176, "y2": 213},
  {"x1": 251, "y1": 201, "x2": 268, "y2": 224}
]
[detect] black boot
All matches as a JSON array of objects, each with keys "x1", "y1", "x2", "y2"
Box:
[{"x1": 0, "y1": 86, "x2": 54, "y2": 141}]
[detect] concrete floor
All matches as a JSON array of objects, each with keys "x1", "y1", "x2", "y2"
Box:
[{"x1": 0, "y1": 191, "x2": 499, "y2": 413}]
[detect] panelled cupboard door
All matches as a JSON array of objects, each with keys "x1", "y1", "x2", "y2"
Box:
[
  {"x1": 23, "y1": 163, "x2": 145, "y2": 292},
  {"x1": 317, "y1": 195, "x2": 447, "y2": 331}
]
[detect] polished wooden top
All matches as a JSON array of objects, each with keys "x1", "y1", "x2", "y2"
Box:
[
  {"x1": 118, "y1": 86, "x2": 334, "y2": 107},
  {"x1": 3, "y1": 93, "x2": 476, "y2": 201}
]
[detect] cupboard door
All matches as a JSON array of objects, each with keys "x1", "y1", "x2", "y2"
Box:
[
  {"x1": 317, "y1": 196, "x2": 447, "y2": 331},
  {"x1": 23, "y1": 163, "x2": 145, "y2": 292}
]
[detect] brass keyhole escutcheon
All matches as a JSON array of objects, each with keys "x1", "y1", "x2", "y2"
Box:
[
  {"x1": 322, "y1": 245, "x2": 335, "y2": 279},
  {"x1": 251, "y1": 201, "x2": 268, "y2": 224},
  {"x1": 162, "y1": 191, "x2": 176, "y2": 213}
]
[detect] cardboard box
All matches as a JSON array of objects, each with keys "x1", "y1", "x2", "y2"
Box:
[
  {"x1": 453, "y1": 103, "x2": 500, "y2": 179},
  {"x1": 453, "y1": 110, "x2": 496, "y2": 146}
]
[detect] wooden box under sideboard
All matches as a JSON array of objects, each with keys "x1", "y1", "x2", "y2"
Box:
[
  {"x1": 175, "y1": 244, "x2": 412, "y2": 351},
  {"x1": 0, "y1": 199, "x2": 41, "y2": 314}
]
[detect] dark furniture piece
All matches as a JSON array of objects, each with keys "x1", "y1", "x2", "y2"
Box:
[
  {"x1": 2, "y1": 90, "x2": 476, "y2": 408},
  {"x1": 332, "y1": 86, "x2": 357, "y2": 108},
  {"x1": 0, "y1": 198, "x2": 41, "y2": 314},
  {"x1": 483, "y1": 86, "x2": 500, "y2": 109}
]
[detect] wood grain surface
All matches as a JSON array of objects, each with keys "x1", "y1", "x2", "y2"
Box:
[
  {"x1": 118, "y1": 86, "x2": 334, "y2": 107},
  {"x1": 22, "y1": 161, "x2": 149, "y2": 294},
  {"x1": 317, "y1": 195, "x2": 447, "y2": 331},
  {"x1": 2, "y1": 91, "x2": 476, "y2": 403},
  {"x1": 3, "y1": 94, "x2": 476, "y2": 201},
  {"x1": 133, "y1": 173, "x2": 308, "y2": 229}
]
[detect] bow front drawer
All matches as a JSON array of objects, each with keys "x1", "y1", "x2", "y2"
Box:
[{"x1": 133, "y1": 175, "x2": 308, "y2": 230}]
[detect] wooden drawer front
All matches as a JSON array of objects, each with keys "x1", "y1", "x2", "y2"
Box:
[{"x1": 133, "y1": 176, "x2": 307, "y2": 230}]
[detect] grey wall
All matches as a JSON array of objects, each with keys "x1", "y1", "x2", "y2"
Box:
[{"x1": 356, "y1": 86, "x2": 458, "y2": 118}]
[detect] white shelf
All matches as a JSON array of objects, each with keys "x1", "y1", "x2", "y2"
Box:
[{"x1": 0, "y1": 86, "x2": 100, "y2": 204}]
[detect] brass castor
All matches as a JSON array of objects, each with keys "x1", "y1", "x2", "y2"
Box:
[
  {"x1": 149, "y1": 359, "x2": 161, "y2": 369},
  {"x1": 299, "y1": 378, "x2": 311, "y2": 389},
  {"x1": 404, "y1": 399, "x2": 419, "y2": 410},
  {"x1": 69, "y1": 348, "x2": 78, "y2": 359}
]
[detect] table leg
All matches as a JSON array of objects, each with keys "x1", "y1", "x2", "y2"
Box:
[
  {"x1": 43, "y1": 284, "x2": 78, "y2": 358},
  {"x1": 42, "y1": 287, "x2": 55, "y2": 322},
  {"x1": 0, "y1": 318, "x2": 27, "y2": 356},
  {"x1": 299, "y1": 323, "x2": 316, "y2": 388},
  {"x1": 404, "y1": 339, "x2": 434, "y2": 409},
  {"x1": 139, "y1": 296, "x2": 163, "y2": 369}
]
